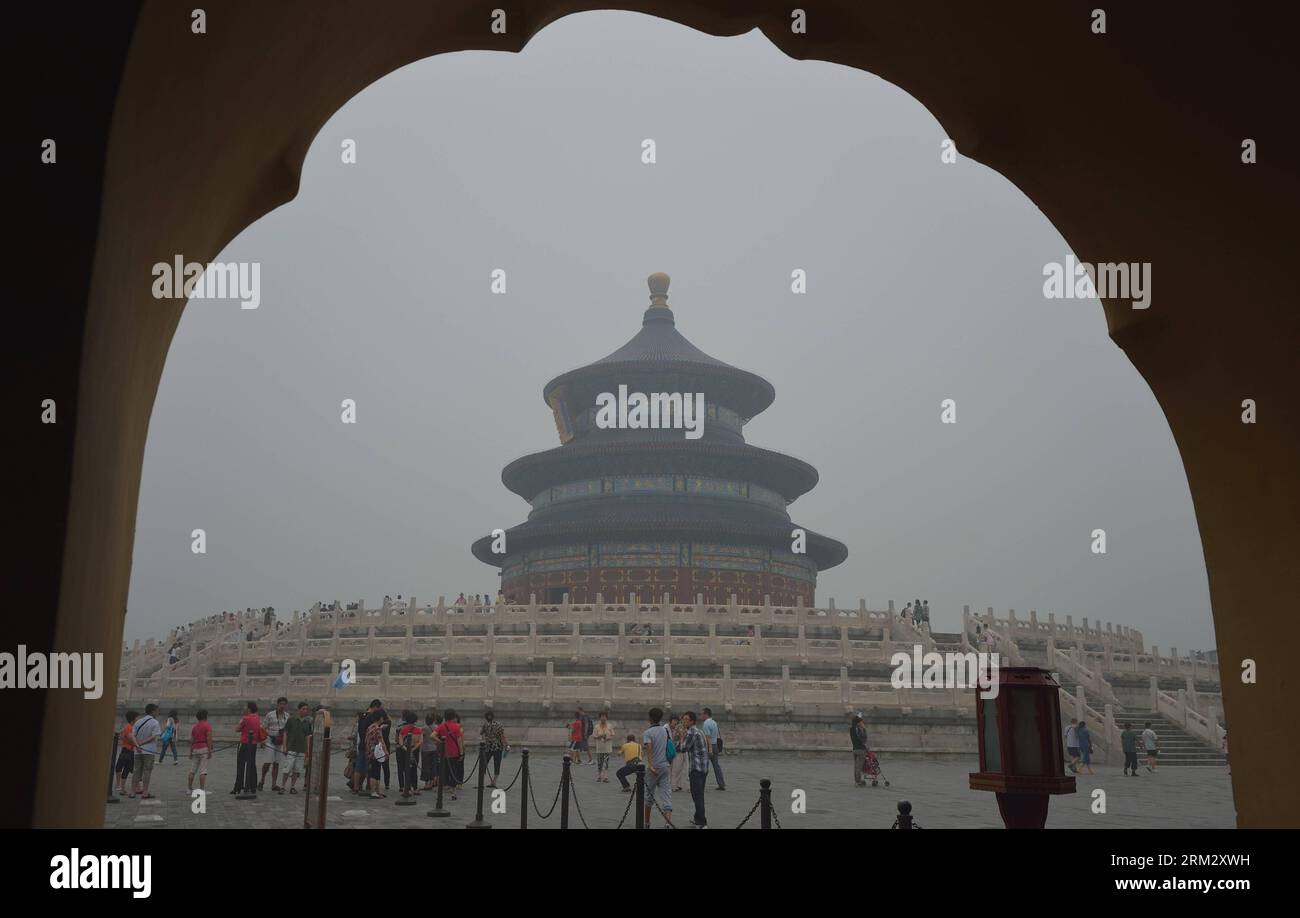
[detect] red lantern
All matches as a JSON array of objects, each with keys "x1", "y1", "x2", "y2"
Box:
[{"x1": 969, "y1": 667, "x2": 1076, "y2": 828}]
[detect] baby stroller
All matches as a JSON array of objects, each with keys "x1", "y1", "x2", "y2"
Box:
[{"x1": 863, "y1": 750, "x2": 890, "y2": 787}]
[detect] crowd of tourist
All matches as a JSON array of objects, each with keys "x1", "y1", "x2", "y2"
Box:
[{"x1": 900, "y1": 598, "x2": 931, "y2": 628}]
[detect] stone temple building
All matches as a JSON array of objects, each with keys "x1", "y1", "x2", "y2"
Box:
[{"x1": 472, "y1": 273, "x2": 847, "y2": 606}]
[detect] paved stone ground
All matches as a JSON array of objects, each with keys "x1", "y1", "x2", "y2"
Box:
[{"x1": 104, "y1": 750, "x2": 1237, "y2": 829}]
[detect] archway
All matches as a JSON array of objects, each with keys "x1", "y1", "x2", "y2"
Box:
[{"x1": 25, "y1": 1, "x2": 1299, "y2": 828}]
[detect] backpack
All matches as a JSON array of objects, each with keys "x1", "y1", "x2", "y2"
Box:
[
  {"x1": 663, "y1": 724, "x2": 676, "y2": 762},
  {"x1": 583, "y1": 715, "x2": 594, "y2": 739}
]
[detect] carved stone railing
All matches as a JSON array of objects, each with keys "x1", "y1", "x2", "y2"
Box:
[
  {"x1": 964, "y1": 606, "x2": 1144, "y2": 655},
  {"x1": 1048, "y1": 643, "x2": 1121, "y2": 707},
  {"x1": 1058, "y1": 685, "x2": 1118, "y2": 764},
  {"x1": 1151, "y1": 678, "x2": 1223, "y2": 747}
]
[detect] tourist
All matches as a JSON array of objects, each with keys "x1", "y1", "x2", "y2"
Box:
[
  {"x1": 435, "y1": 708, "x2": 465, "y2": 798},
  {"x1": 567, "y1": 711, "x2": 585, "y2": 763},
  {"x1": 641, "y1": 707, "x2": 675, "y2": 827},
  {"x1": 592, "y1": 711, "x2": 615, "y2": 783},
  {"x1": 396, "y1": 710, "x2": 422, "y2": 799},
  {"x1": 1222, "y1": 731, "x2": 1229, "y2": 775},
  {"x1": 188, "y1": 709, "x2": 213, "y2": 792},
  {"x1": 668, "y1": 715, "x2": 686, "y2": 791},
  {"x1": 901, "y1": 602, "x2": 913, "y2": 623},
  {"x1": 1121, "y1": 722, "x2": 1139, "y2": 777},
  {"x1": 365, "y1": 708, "x2": 388, "y2": 798},
  {"x1": 115, "y1": 710, "x2": 137, "y2": 797},
  {"x1": 421, "y1": 711, "x2": 442, "y2": 790},
  {"x1": 578, "y1": 706, "x2": 594, "y2": 764},
  {"x1": 850, "y1": 714, "x2": 869, "y2": 786},
  {"x1": 158, "y1": 709, "x2": 180, "y2": 764},
  {"x1": 1141, "y1": 721, "x2": 1160, "y2": 772},
  {"x1": 681, "y1": 711, "x2": 709, "y2": 828},
  {"x1": 260, "y1": 696, "x2": 291, "y2": 792},
  {"x1": 616, "y1": 734, "x2": 641, "y2": 792},
  {"x1": 353, "y1": 699, "x2": 381, "y2": 794},
  {"x1": 232, "y1": 701, "x2": 262, "y2": 795},
  {"x1": 921, "y1": 600, "x2": 931, "y2": 626},
  {"x1": 480, "y1": 711, "x2": 508, "y2": 787},
  {"x1": 130, "y1": 704, "x2": 162, "y2": 799},
  {"x1": 379, "y1": 710, "x2": 394, "y2": 791},
  {"x1": 1064, "y1": 719, "x2": 1080, "y2": 773},
  {"x1": 1076, "y1": 720, "x2": 1094, "y2": 774},
  {"x1": 283, "y1": 702, "x2": 313, "y2": 794},
  {"x1": 351, "y1": 711, "x2": 366, "y2": 794},
  {"x1": 454, "y1": 593, "x2": 467, "y2": 606},
  {"x1": 701, "y1": 707, "x2": 726, "y2": 791}
]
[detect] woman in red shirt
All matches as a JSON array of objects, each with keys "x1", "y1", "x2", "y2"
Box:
[
  {"x1": 434, "y1": 709, "x2": 464, "y2": 799},
  {"x1": 232, "y1": 701, "x2": 263, "y2": 795}
]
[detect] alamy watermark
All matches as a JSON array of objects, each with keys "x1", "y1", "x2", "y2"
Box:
[
  {"x1": 50, "y1": 849, "x2": 151, "y2": 898},
  {"x1": 0, "y1": 646, "x2": 104, "y2": 699},
  {"x1": 594, "y1": 384, "x2": 704, "y2": 439},
  {"x1": 152, "y1": 255, "x2": 261, "y2": 309},
  {"x1": 890, "y1": 644, "x2": 999, "y2": 699},
  {"x1": 1043, "y1": 254, "x2": 1151, "y2": 309}
]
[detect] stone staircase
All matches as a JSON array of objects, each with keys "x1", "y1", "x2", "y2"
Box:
[
  {"x1": 1137, "y1": 714, "x2": 1227, "y2": 766},
  {"x1": 929, "y1": 631, "x2": 965, "y2": 652}
]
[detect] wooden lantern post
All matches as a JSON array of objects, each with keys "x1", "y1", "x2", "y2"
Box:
[{"x1": 969, "y1": 667, "x2": 1075, "y2": 828}]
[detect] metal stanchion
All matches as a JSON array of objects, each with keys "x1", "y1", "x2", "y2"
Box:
[
  {"x1": 106, "y1": 732, "x2": 120, "y2": 804},
  {"x1": 635, "y1": 764, "x2": 645, "y2": 829},
  {"x1": 519, "y1": 748, "x2": 530, "y2": 829},
  {"x1": 467, "y1": 742, "x2": 491, "y2": 829},
  {"x1": 559, "y1": 754, "x2": 572, "y2": 829},
  {"x1": 427, "y1": 735, "x2": 450, "y2": 818},
  {"x1": 759, "y1": 777, "x2": 772, "y2": 829}
]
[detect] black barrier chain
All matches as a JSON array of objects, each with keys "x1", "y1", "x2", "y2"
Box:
[
  {"x1": 648, "y1": 791, "x2": 676, "y2": 828},
  {"x1": 456, "y1": 749, "x2": 481, "y2": 789},
  {"x1": 733, "y1": 796, "x2": 763, "y2": 829},
  {"x1": 529, "y1": 768, "x2": 564, "y2": 819},
  {"x1": 567, "y1": 771, "x2": 591, "y2": 829},
  {"x1": 770, "y1": 804, "x2": 783, "y2": 829},
  {"x1": 498, "y1": 757, "x2": 525, "y2": 792},
  {"x1": 614, "y1": 785, "x2": 638, "y2": 829}
]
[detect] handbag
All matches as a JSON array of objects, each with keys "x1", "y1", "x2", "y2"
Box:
[
  {"x1": 663, "y1": 724, "x2": 676, "y2": 762},
  {"x1": 343, "y1": 762, "x2": 354, "y2": 780},
  {"x1": 373, "y1": 742, "x2": 388, "y2": 763}
]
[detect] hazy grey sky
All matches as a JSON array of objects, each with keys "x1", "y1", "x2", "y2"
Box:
[{"x1": 126, "y1": 12, "x2": 1214, "y2": 652}]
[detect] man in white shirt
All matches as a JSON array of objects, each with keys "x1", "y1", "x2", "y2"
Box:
[
  {"x1": 1141, "y1": 722, "x2": 1160, "y2": 772},
  {"x1": 1064, "y1": 720, "x2": 1080, "y2": 773},
  {"x1": 701, "y1": 708, "x2": 726, "y2": 791},
  {"x1": 260, "y1": 696, "x2": 291, "y2": 792},
  {"x1": 131, "y1": 704, "x2": 161, "y2": 798}
]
